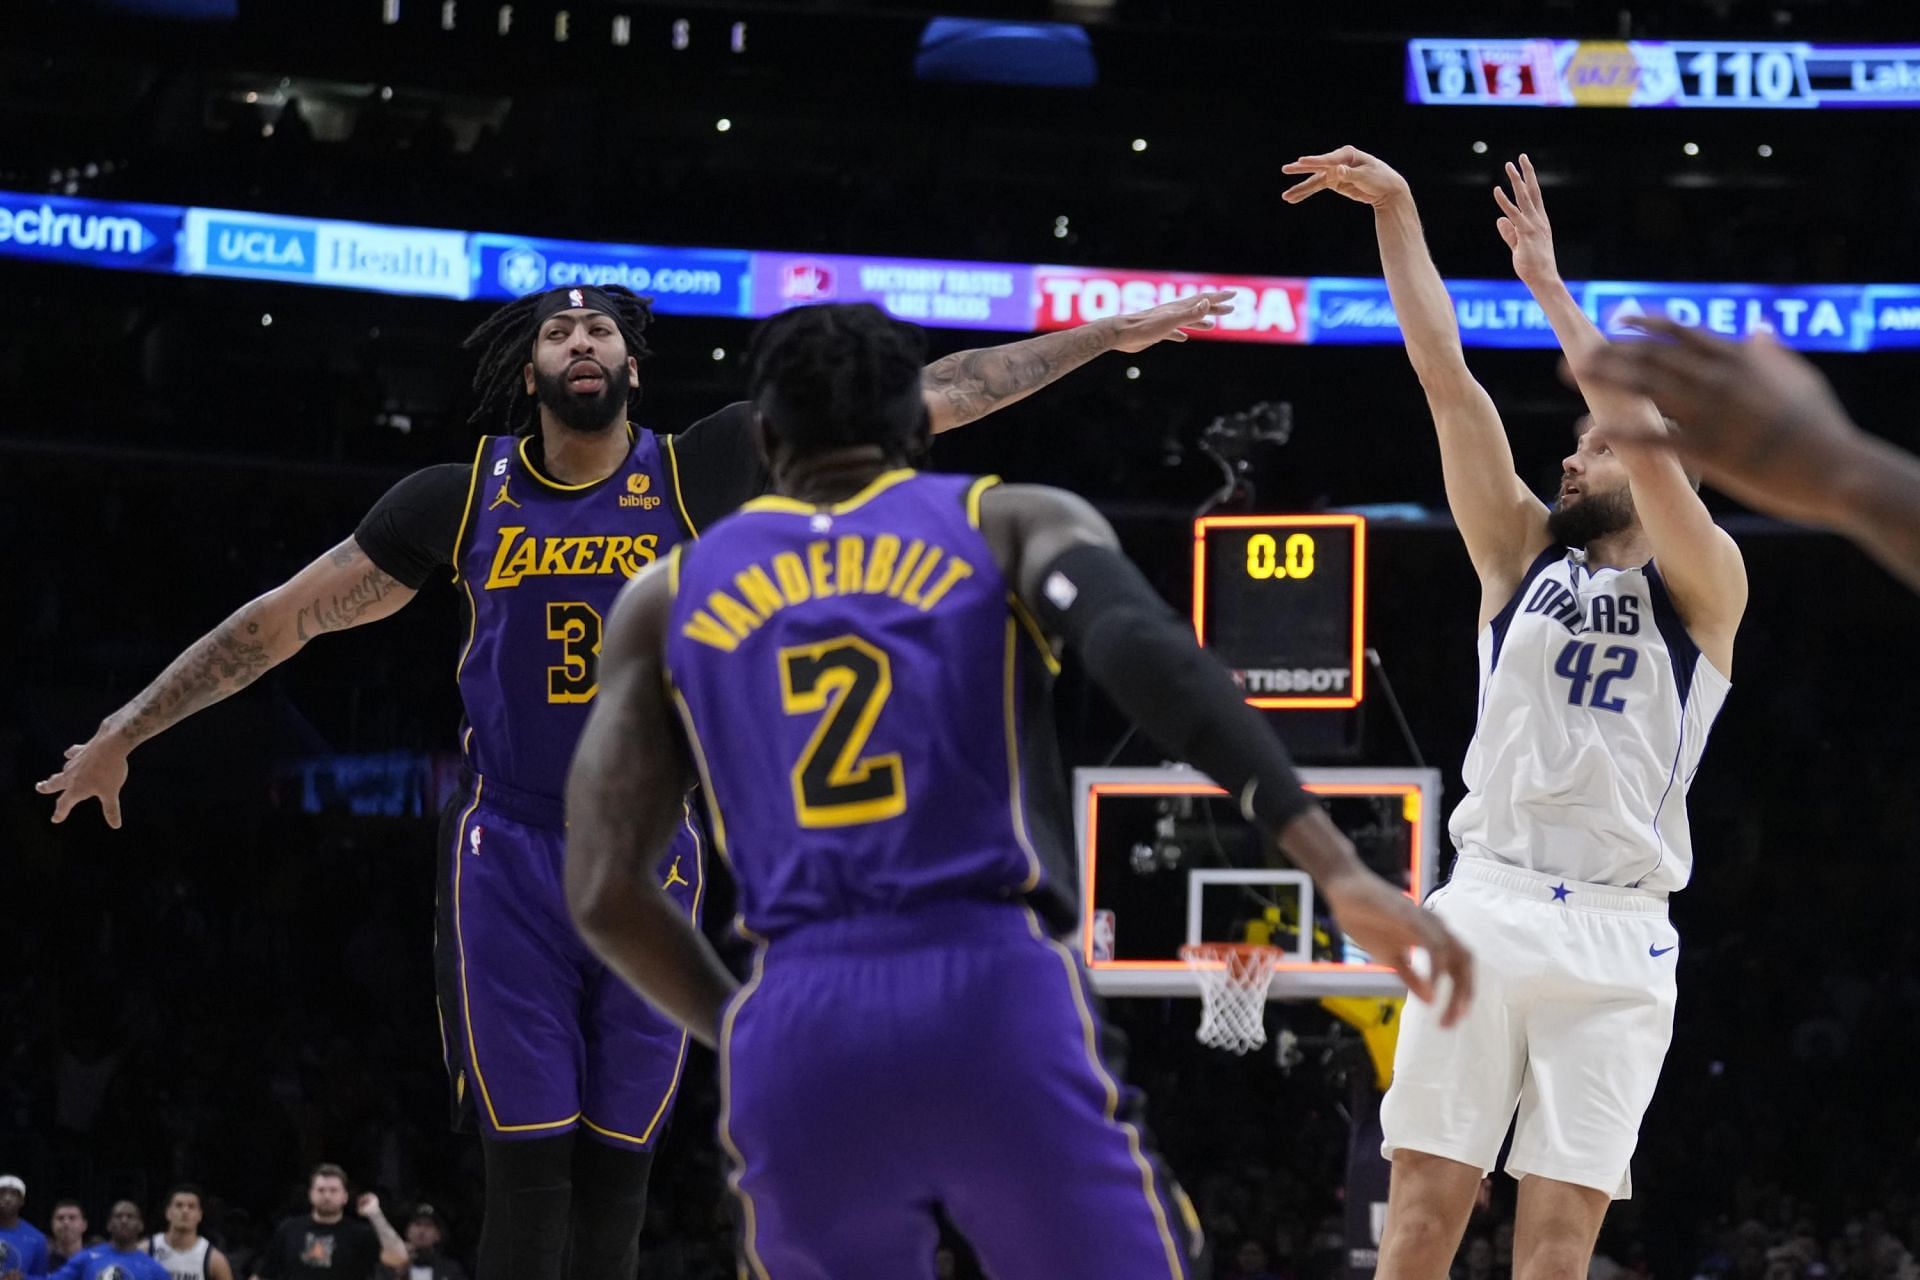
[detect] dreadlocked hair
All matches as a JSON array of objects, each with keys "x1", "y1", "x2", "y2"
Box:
[
  {"x1": 461, "y1": 285, "x2": 657, "y2": 434},
  {"x1": 744, "y1": 303, "x2": 928, "y2": 461}
]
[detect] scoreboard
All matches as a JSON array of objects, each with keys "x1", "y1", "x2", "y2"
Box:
[
  {"x1": 1191, "y1": 515, "x2": 1366, "y2": 710},
  {"x1": 1407, "y1": 39, "x2": 1920, "y2": 109}
]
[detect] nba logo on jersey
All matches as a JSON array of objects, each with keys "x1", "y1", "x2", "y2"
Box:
[{"x1": 470, "y1": 826, "x2": 484, "y2": 856}]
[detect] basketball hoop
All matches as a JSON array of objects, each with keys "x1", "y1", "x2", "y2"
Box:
[{"x1": 1180, "y1": 942, "x2": 1284, "y2": 1055}]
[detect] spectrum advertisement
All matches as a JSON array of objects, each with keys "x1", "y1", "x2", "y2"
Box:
[
  {"x1": 0, "y1": 192, "x2": 181, "y2": 273},
  {"x1": 5, "y1": 187, "x2": 1920, "y2": 352}
]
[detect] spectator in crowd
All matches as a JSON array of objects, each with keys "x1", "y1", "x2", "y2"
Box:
[
  {"x1": 47, "y1": 1203, "x2": 88, "y2": 1270},
  {"x1": 380, "y1": 1206, "x2": 464, "y2": 1280},
  {"x1": 1230, "y1": 1239, "x2": 1284, "y2": 1280},
  {"x1": 1455, "y1": 1234, "x2": 1496, "y2": 1280},
  {"x1": 0, "y1": 1175, "x2": 49, "y2": 1280},
  {"x1": 50, "y1": 1201, "x2": 166, "y2": 1280},
  {"x1": 250, "y1": 1167, "x2": 405, "y2": 1280},
  {"x1": 146, "y1": 1186, "x2": 232, "y2": 1280}
]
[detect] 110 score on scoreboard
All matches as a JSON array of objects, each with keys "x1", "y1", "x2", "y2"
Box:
[
  {"x1": 1407, "y1": 39, "x2": 1920, "y2": 109},
  {"x1": 1191, "y1": 515, "x2": 1366, "y2": 710}
]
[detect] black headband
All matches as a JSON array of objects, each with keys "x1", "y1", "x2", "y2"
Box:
[{"x1": 534, "y1": 285, "x2": 621, "y2": 325}]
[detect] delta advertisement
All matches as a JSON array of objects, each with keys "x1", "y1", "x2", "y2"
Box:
[{"x1": 4, "y1": 188, "x2": 1920, "y2": 352}]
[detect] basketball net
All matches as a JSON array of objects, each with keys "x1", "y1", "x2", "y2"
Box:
[{"x1": 1180, "y1": 943, "x2": 1283, "y2": 1055}]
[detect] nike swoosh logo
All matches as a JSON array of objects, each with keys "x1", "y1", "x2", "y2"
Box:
[{"x1": 1649, "y1": 945, "x2": 1676, "y2": 957}]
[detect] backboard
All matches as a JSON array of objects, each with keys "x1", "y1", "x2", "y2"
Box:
[{"x1": 1074, "y1": 766, "x2": 1442, "y2": 999}]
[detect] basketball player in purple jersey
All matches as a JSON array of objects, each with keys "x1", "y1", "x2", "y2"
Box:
[
  {"x1": 37, "y1": 282, "x2": 1233, "y2": 1280},
  {"x1": 565, "y1": 303, "x2": 1474, "y2": 1279}
]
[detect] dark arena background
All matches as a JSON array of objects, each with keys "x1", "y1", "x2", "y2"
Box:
[{"x1": 7, "y1": 1, "x2": 1920, "y2": 1277}]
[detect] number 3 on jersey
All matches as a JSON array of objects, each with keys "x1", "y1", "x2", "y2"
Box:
[
  {"x1": 1554, "y1": 639, "x2": 1637, "y2": 713},
  {"x1": 547, "y1": 602, "x2": 603, "y2": 703},
  {"x1": 779, "y1": 635, "x2": 908, "y2": 828}
]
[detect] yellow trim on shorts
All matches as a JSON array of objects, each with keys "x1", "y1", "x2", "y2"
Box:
[
  {"x1": 1023, "y1": 906, "x2": 1187, "y2": 1279},
  {"x1": 452, "y1": 776, "x2": 583, "y2": 1137},
  {"x1": 582, "y1": 799, "x2": 711, "y2": 1147},
  {"x1": 718, "y1": 946, "x2": 773, "y2": 1280}
]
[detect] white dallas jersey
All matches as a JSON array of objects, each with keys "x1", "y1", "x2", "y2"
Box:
[
  {"x1": 150, "y1": 1234, "x2": 211, "y2": 1280},
  {"x1": 1448, "y1": 546, "x2": 1730, "y2": 894}
]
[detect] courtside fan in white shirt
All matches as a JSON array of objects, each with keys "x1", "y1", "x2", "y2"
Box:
[{"x1": 1448, "y1": 546, "x2": 1730, "y2": 893}]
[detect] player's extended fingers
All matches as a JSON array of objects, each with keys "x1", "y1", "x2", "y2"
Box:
[
  {"x1": 102, "y1": 794, "x2": 122, "y2": 830},
  {"x1": 1621, "y1": 314, "x2": 1736, "y2": 356},
  {"x1": 1281, "y1": 172, "x2": 1332, "y2": 203},
  {"x1": 1496, "y1": 218, "x2": 1519, "y2": 248},
  {"x1": 66, "y1": 744, "x2": 84, "y2": 759},
  {"x1": 1283, "y1": 146, "x2": 1359, "y2": 172},
  {"x1": 1394, "y1": 950, "x2": 1437, "y2": 1007},
  {"x1": 1518, "y1": 152, "x2": 1542, "y2": 205},
  {"x1": 51, "y1": 789, "x2": 77, "y2": 824},
  {"x1": 1436, "y1": 939, "x2": 1475, "y2": 1027},
  {"x1": 1492, "y1": 184, "x2": 1523, "y2": 222}
]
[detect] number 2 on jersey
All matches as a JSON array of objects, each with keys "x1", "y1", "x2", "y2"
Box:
[
  {"x1": 1554, "y1": 640, "x2": 1637, "y2": 712},
  {"x1": 547, "y1": 601, "x2": 603, "y2": 703},
  {"x1": 779, "y1": 635, "x2": 907, "y2": 828}
]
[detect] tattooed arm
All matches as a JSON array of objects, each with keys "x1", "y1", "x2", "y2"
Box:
[
  {"x1": 921, "y1": 290, "x2": 1236, "y2": 434},
  {"x1": 36, "y1": 536, "x2": 416, "y2": 827}
]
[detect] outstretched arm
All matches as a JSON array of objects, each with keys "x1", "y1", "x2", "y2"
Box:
[
  {"x1": 356, "y1": 1196, "x2": 410, "y2": 1272},
  {"x1": 921, "y1": 291, "x2": 1234, "y2": 433},
  {"x1": 1583, "y1": 319, "x2": 1920, "y2": 594},
  {"x1": 1498, "y1": 154, "x2": 1746, "y2": 668},
  {"x1": 36, "y1": 536, "x2": 415, "y2": 827},
  {"x1": 565, "y1": 562, "x2": 738, "y2": 1048},
  {"x1": 1284, "y1": 146, "x2": 1547, "y2": 612},
  {"x1": 978, "y1": 484, "x2": 1474, "y2": 1024}
]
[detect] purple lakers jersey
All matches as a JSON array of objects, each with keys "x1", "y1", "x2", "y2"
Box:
[
  {"x1": 663, "y1": 470, "x2": 1078, "y2": 938},
  {"x1": 456, "y1": 427, "x2": 694, "y2": 799}
]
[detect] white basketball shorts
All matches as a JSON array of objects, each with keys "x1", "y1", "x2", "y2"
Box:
[{"x1": 1379, "y1": 857, "x2": 1678, "y2": 1199}]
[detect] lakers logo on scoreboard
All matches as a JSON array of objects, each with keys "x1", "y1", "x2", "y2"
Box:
[
  {"x1": 1561, "y1": 41, "x2": 1645, "y2": 106},
  {"x1": 621, "y1": 471, "x2": 662, "y2": 510}
]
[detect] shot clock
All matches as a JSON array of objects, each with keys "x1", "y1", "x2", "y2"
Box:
[{"x1": 1190, "y1": 515, "x2": 1366, "y2": 710}]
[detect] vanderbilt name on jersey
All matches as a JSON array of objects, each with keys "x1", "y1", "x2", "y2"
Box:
[{"x1": 1447, "y1": 546, "x2": 1730, "y2": 894}]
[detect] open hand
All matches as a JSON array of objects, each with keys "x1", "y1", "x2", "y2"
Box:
[
  {"x1": 1324, "y1": 875, "x2": 1474, "y2": 1028},
  {"x1": 1493, "y1": 152, "x2": 1559, "y2": 285},
  {"x1": 1280, "y1": 146, "x2": 1410, "y2": 207},
  {"x1": 36, "y1": 731, "x2": 130, "y2": 828},
  {"x1": 1107, "y1": 289, "x2": 1238, "y2": 351},
  {"x1": 1577, "y1": 318, "x2": 1863, "y2": 525}
]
